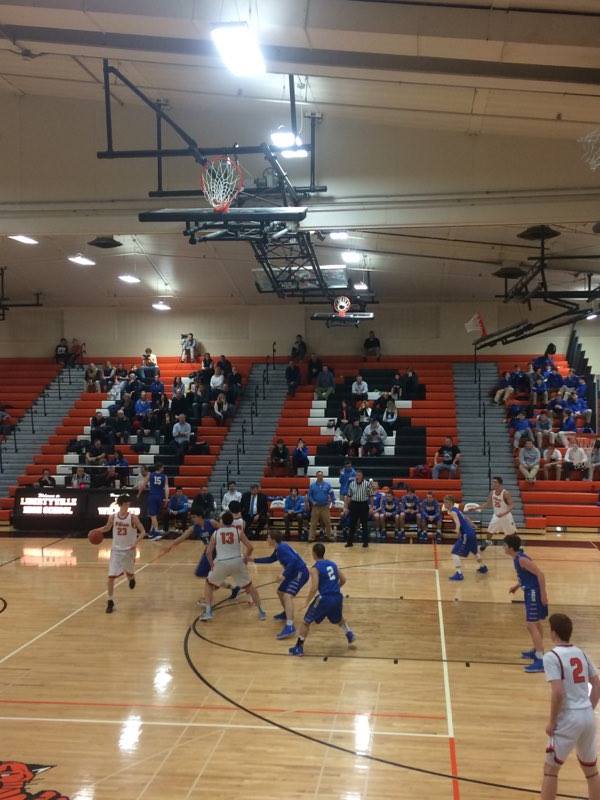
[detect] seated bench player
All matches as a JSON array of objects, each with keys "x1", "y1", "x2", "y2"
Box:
[
  {"x1": 398, "y1": 488, "x2": 420, "y2": 542},
  {"x1": 419, "y1": 491, "x2": 442, "y2": 543},
  {"x1": 376, "y1": 488, "x2": 399, "y2": 542}
]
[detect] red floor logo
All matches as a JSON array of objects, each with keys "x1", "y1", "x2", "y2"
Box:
[{"x1": 0, "y1": 761, "x2": 69, "y2": 799}]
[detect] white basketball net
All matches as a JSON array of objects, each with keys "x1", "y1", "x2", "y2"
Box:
[
  {"x1": 579, "y1": 129, "x2": 600, "y2": 171},
  {"x1": 200, "y1": 156, "x2": 244, "y2": 212}
]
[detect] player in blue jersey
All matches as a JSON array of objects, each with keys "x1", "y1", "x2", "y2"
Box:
[
  {"x1": 419, "y1": 491, "x2": 442, "y2": 543},
  {"x1": 252, "y1": 531, "x2": 309, "y2": 640},
  {"x1": 142, "y1": 462, "x2": 169, "y2": 539},
  {"x1": 503, "y1": 533, "x2": 548, "y2": 674},
  {"x1": 443, "y1": 495, "x2": 488, "y2": 581},
  {"x1": 289, "y1": 542, "x2": 355, "y2": 656}
]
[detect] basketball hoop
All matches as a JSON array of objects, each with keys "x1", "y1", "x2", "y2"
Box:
[
  {"x1": 200, "y1": 156, "x2": 244, "y2": 212},
  {"x1": 333, "y1": 295, "x2": 351, "y2": 317},
  {"x1": 579, "y1": 129, "x2": 600, "y2": 171}
]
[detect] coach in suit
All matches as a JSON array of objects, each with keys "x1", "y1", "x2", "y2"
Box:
[{"x1": 241, "y1": 484, "x2": 269, "y2": 539}]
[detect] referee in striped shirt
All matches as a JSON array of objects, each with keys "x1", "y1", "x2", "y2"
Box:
[{"x1": 345, "y1": 470, "x2": 373, "y2": 548}]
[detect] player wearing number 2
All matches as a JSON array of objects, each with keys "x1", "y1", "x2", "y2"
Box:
[
  {"x1": 504, "y1": 533, "x2": 548, "y2": 673},
  {"x1": 199, "y1": 510, "x2": 266, "y2": 621},
  {"x1": 541, "y1": 613, "x2": 600, "y2": 800}
]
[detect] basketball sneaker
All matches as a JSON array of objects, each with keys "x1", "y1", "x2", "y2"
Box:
[
  {"x1": 258, "y1": 609, "x2": 267, "y2": 621},
  {"x1": 435, "y1": 531, "x2": 442, "y2": 544},
  {"x1": 417, "y1": 531, "x2": 428, "y2": 544},
  {"x1": 477, "y1": 565, "x2": 488, "y2": 574},
  {"x1": 128, "y1": 577, "x2": 136, "y2": 589},
  {"x1": 288, "y1": 644, "x2": 304, "y2": 656},
  {"x1": 273, "y1": 611, "x2": 286, "y2": 620},
  {"x1": 199, "y1": 608, "x2": 214, "y2": 621},
  {"x1": 524, "y1": 659, "x2": 544, "y2": 673},
  {"x1": 346, "y1": 630, "x2": 356, "y2": 645},
  {"x1": 395, "y1": 530, "x2": 406, "y2": 543},
  {"x1": 147, "y1": 529, "x2": 160, "y2": 541},
  {"x1": 105, "y1": 599, "x2": 115, "y2": 614},
  {"x1": 276, "y1": 624, "x2": 296, "y2": 639},
  {"x1": 521, "y1": 649, "x2": 536, "y2": 659},
  {"x1": 228, "y1": 586, "x2": 240, "y2": 600},
  {"x1": 449, "y1": 571, "x2": 464, "y2": 581}
]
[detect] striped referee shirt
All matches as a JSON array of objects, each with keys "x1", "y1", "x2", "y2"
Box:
[{"x1": 347, "y1": 479, "x2": 372, "y2": 503}]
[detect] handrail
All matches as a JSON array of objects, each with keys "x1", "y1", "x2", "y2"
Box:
[
  {"x1": 42, "y1": 391, "x2": 47, "y2": 416},
  {"x1": 249, "y1": 402, "x2": 255, "y2": 435},
  {"x1": 0, "y1": 441, "x2": 4, "y2": 473},
  {"x1": 487, "y1": 441, "x2": 492, "y2": 490},
  {"x1": 482, "y1": 402, "x2": 487, "y2": 456},
  {"x1": 236, "y1": 439, "x2": 241, "y2": 474},
  {"x1": 56, "y1": 372, "x2": 62, "y2": 401},
  {"x1": 261, "y1": 371, "x2": 267, "y2": 400},
  {"x1": 272, "y1": 341, "x2": 277, "y2": 369},
  {"x1": 265, "y1": 355, "x2": 270, "y2": 381},
  {"x1": 226, "y1": 460, "x2": 232, "y2": 486},
  {"x1": 254, "y1": 384, "x2": 259, "y2": 412},
  {"x1": 241, "y1": 420, "x2": 246, "y2": 454},
  {"x1": 29, "y1": 407, "x2": 35, "y2": 435}
]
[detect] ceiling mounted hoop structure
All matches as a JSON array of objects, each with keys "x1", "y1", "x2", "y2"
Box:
[
  {"x1": 200, "y1": 156, "x2": 244, "y2": 212},
  {"x1": 579, "y1": 129, "x2": 600, "y2": 171}
]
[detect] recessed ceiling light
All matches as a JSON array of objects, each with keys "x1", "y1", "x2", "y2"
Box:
[
  {"x1": 119, "y1": 274, "x2": 141, "y2": 284},
  {"x1": 152, "y1": 300, "x2": 171, "y2": 311},
  {"x1": 68, "y1": 254, "x2": 95, "y2": 266},
  {"x1": 353, "y1": 281, "x2": 368, "y2": 291},
  {"x1": 9, "y1": 235, "x2": 38, "y2": 245},
  {"x1": 329, "y1": 232, "x2": 349, "y2": 241},
  {"x1": 586, "y1": 312, "x2": 597, "y2": 321},
  {"x1": 319, "y1": 264, "x2": 346, "y2": 271},
  {"x1": 210, "y1": 22, "x2": 265, "y2": 77},
  {"x1": 341, "y1": 250, "x2": 362, "y2": 265}
]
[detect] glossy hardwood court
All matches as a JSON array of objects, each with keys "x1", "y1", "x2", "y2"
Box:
[{"x1": 1, "y1": 536, "x2": 599, "y2": 800}]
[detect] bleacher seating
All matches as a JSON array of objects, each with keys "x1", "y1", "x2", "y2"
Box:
[{"x1": 0, "y1": 359, "x2": 59, "y2": 433}]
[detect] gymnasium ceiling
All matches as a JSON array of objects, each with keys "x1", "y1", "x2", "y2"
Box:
[{"x1": 1, "y1": 0, "x2": 600, "y2": 306}]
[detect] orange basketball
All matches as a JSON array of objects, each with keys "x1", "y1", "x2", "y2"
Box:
[{"x1": 88, "y1": 528, "x2": 104, "y2": 545}]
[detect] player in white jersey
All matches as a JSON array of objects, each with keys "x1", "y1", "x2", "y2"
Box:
[
  {"x1": 199, "y1": 510, "x2": 266, "y2": 622},
  {"x1": 541, "y1": 613, "x2": 600, "y2": 800},
  {"x1": 472, "y1": 476, "x2": 516, "y2": 536},
  {"x1": 95, "y1": 495, "x2": 146, "y2": 614}
]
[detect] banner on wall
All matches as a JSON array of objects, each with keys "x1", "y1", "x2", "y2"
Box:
[
  {"x1": 464, "y1": 312, "x2": 487, "y2": 337},
  {"x1": 12, "y1": 488, "x2": 142, "y2": 533}
]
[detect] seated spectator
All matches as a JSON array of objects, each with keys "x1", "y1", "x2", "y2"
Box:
[
  {"x1": 382, "y1": 398, "x2": 398, "y2": 433},
  {"x1": 181, "y1": 333, "x2": 198, "y2": 363},
  {"x1": 191, "y1": 485, "x2": 216, "y2": 518},
  {"x1": 336, "y1": 399, "x2": 355, "y2": 430},
  {"x1": 389, "y1": 372, "x2": 404, "y2": 401},
  {"x1": 86, "y1": 438, "x2": 107, "y2": 475},
  {"x1": 357, "y1": 400, "x2": 371, "y2": 425},
  {"x1": 546, "y1": 367, "x2": 563, "y2": 396},
  {"x1": 124, "y1": 371, "x2": 142, "y2": 399},
  {"x1": 558, "y1": 409, "x2": 577, "y2": 447},
  {"x1": 519, "y1": 440, "x2": 541, "y2": 484},
  {"x1": 566, "y1": 390, "x2": 592, "y2": 424},
  {"x1": 345, "y1": 419, "x2": 363, "y2": 459},
  {"x1": 54, "y1": 337, "x2": 69, "y2": 366},
  {"x1": 533, "y1": 348, "x2": 555, "y2": 373},
  {"x1": 198, "y1": 353, "x2": 214, "y2": 385},
  {"x1": 493, "y1": 371, "x2": 514, "y2": 405},
  {"x1": 291, "y1": 334, "x2": 307, "y2": 361},
  {"x1": 70, "y1": 337, "x2": 85, "y2": 367},
  {"x1": 100, "y1": 361, "x2": 116, "y2": 392},
  {"x1": 138, "y1": 355, "x2": 156, "y2": 385},
  {"x1": 90, "y1": 411, "x2": 112, "y2": 446},
  {"x1": 511, "y1": 411, "x2": 534, "y2": 450},
  {"x1": 229, "y1": 365, "x2": 243, "y2": 398},
  {"x1": 110, "y1": 409, "x2": 131, "y2": 445},
  {"x1": 371, "y1": 391, "x2": 388, "y2": 421},
  {"x1": 150, "y1": 374, "x2": 165, "y2": 406},
  {"x1": 315, "y1": 365, "x2": 335, "y2": 400},
  {"x1": 115, "y1": 363, "x2": 128, "y2": 381},
  {"x1": 212, "y1": 392, "x2": 230, "y2": 426},
  {"x1": 270, "y1": 438, "x2": 290, "y2": 472},
  {"x1": 114, "y1": 450, "x2": 130, "y2": 486},
  {"x1": 307, "y1": 353, "x2": 322, "y2": 383},
  {"x1": 222, "y1": 480, "x2": 242, "y2": 511},
  {"x1": 210, "y1": 366, "x2": 225, "y2": 399},
  {"x1": 563, "y1": 439, "x2": 588, "y2": 480},
  {"x1": 156, "y1": 411, "x2": 174, "y2": 447},
  {"x1": 543, "y1": 445, "x2": 562, "y2": 480},
  {"x1": 558, "y1": 368, "x2": 579, "y2": 399},
  {"x1": 170, "y1": 389, "x2": 188, "y2": 417},
  {"x1": 36, "y1": 469, "x2": 56, "y2": 489},
  {"x1": 241, "y1": 484, "x2": 269, "y2": 539},
  {"x1": 363, "y1": 330, "x2": 381, "y2": 361},
  {"x1": 144, "y1": 347, "x2": 158, "y2": 366},
  {"x1": 172, "y1": 413, "x2": 192, "y2": 461},
  {"x1": 587, "y1": 439, "x2": 600, "y2": 481},
  {"x1": 510, "y1": 364, "x2": 532, "y2": 396},
  {"x1": 166, "y1": 487, "x2": 190, "y2": 530},
  {"x1": 292, "y1": 438, "x2": 309, "y2": 475},
  {"x1": 190, "y1": 384, "x2": 209, "y2": 421},
  {"x1": 351, "y1": 375, "x2": 369, "y2": 403},
  {"x1": 339, "y1": 459, "x2": 356, "y2": 500},
  {"x1": 531, "y1": 376, "x2": 548, "y2": 407},
  {"x1": 360, "y1": 419, "x2": 387, "y2": 456},
  {"x1": 172, "y1": 375, "x2": 185, "y2": 395},
  {"x1": 285, "y1": 360, "x2": 301, "y2": 397},
  {"x1": 134, "y1": 390, "x2": 152, "y2": 421},
  {"x1": 0, "y1": 406, "x2": 12, "y2": 442},
  {"x1": 402, "y1": 368, "x2": 419, "y2": 400},
  {"x1": 68, "y1": 466, "x2": 90, "y2": 489},
  {"x1": 283, "y1": 488, "x2": 306, "y2": 537},
  {"x1": 432, "y1": 436, "x2": 461, "y2": 479},
  {"x1": 84, "y1": 362, "x2": 102, "y2": 392},
  {"x1": 217, "y1": 354, "x2": 232, "y2": 376},
  {"x1": 535, "y1": 411, "x2": 554, "y2": 449}
]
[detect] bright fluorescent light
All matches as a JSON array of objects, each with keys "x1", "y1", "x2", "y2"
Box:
[
  {"x1": 270, "y1": 125, "x2": 295, "y2": 149},
  {"x1": 281, "y1": 135, "x2": 307, "y2": 158},
  {"x1": 68, "y1": 254, "x2": 95, "y2": 266},
  {"x1": 341, "y1": 250, "x2": 362, "y2": 265},
  {"x1": 119, "y1": 274, "x2": 141, "y2": 284},
  {"x1": 210, "y1": 22, "x2": 265, "y2": 77},
  {"x1": 353, "y1": 281, "x2": 368, "y2": 291},
  {"x1": 329, "y1": 231, "x2": 349, "y2": 241},
  {"x1": 152, "y1": 300, "x2": 171, "y2": 311},
  {"x1": 586, "y1": 312, "x2": 598, "y2": 320},
  {"x1": 9, "y1": 234, "x2": 38, "y2": 245},
  {"x1": 319, "y1": 264, "x2": 346, "y2": 271}
]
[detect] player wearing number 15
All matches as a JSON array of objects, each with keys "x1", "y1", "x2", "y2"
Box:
[{"x1": 541, "y1": 613, "x2": 600, "y2": 800}]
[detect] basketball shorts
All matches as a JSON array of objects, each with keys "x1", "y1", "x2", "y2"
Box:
[
  {"x1": 109, "y1": 548, "x2": 135, "y2": 577},
  {"x1": 195, "y1": 552, "x2": 211, "y2": 578},
  {"x1": 524, "y1": 587, "x2": 548, "y2": 622},
  {"x1": 147, "y1": 495, "x2": 164, "y2": 517},
  {"x1": 402, "y1": 510, "x2": 418, "y2": 523},
  {"x1": 383, "y1": 512, "x2": 397, "y2": 520},
  {"x1": 488, "y1": 513, "x2": 516, "y2": 535},
  {"x1": 422, "y1": 513, "x2": 441, "y2": 525},
  {"x1": 304, "y1": 594, "x2": 343, "y2": 625},
  {"x1": 208, "y1": 557, "x2": 251, "y2": 589},
  {"x1": 546, "y1": 708, "x2": 597, "y2": 767},
  {"x1": 279, "y1": 565, "x2": 309, "y2": 596},
  {"x1": 452, "y1": 532, "x2": 478, "y2": 557}
]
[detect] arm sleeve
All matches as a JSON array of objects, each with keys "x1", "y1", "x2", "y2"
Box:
[
  {"x1": 543, "y1": 652, "x2": 562, "y2": 682},
  {"x1": 587, "y1": 655, "x2": 598, "y2": 678},
  {"x1": 254, "y1": 548, "x2": 279, "y2": 565}
]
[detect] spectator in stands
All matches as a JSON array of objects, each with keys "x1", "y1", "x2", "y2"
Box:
[
  {"x1": 363, "y1": 330, "x2": 381, "y2": 361},
  {"x1": 390, "y1": 372, "x2": 403, "y2": 401},
  {"x1": 270, "y1": 438, "x2": 290, "y2": 473},
  {"x1": 535, "y1": 411, "x2": 554, "y2": 449},
  {"x1": 124, "y1": 371, "x2": 142, "y2": 399},
  {"x1": 36, "y1": 469, "x2": 56, "y2": 489},
  {"x1": 558, "y1": 409, "x2": 577, "y2": 447},
  {"x1": 85, "y1": 362, "x2": 102, "y2": 392},
  {"x1": 292, "y1": 438, "x2": 309, "y2": 475},
  {"x1": 68, "y1": 466, "x2": 90, "y2": 489},
  {"x1": 336, "y1": 399, "x2": 354, "y2": 430},
  {"x1": 402, "y1": 368, "x2": 419, "y2": 400},
  {"x1": 315, "y1": 365, "x2": 335, "y2": 401},
  {"x1": 283, "y1": 488, "x2": 306, "y2": 537},
  {"x1": 100, "y1": 361, "x2": 116, "y2": 392},
  {"x1": 150, "y1": 374, "x2": 165, "y2": 406},
  {"x1": 546, "y1": 367, "x2": 563, "y2": 397},
  {"x1": 172, "y1": 375, "x2": 184, "y2": 395},
  {"x1": 134, "y1": 390, "x2": 152, "y2": 421},
  {"x1": 189, "y1": 384, "x2": 209, "y2": 421},
  {"x1": 241, "y1": 484, "x2": 269, "y2": 538},
  {"x1": 91, "y1": 412, "x2": 112, "y2": 446},
  {"x1": 399, "y1": 487, "x2": 421, "y2": 538},
  {"x1": 70, "y1": 338, "x2": 85, "y2": 367},
  {"x1": 110, "y1": 409, "x2": 131, "y2": 446},
  {"x1": 229, "y1": 365, "x2": 243, "y2": 398},
  {"x1": 198, "y1": 353, "x2": 214, "y2": 385},
  {"x1": 563, "y1": 438, "x2": 588, "y2": 480},
  {"x1": 172, "y1": 413, "x2": 192, "y2": 461},
  {"x1": 345, "y1": 418, "x2": 363, "y2": 458},
  {"x1": 361, "y1": 419, "x2": 387, "y2": 457},
  {"x1": 371, "y1": 391, "x2": 388, "y2": 422},
  {"x1": 432, "y1": 436, "x2": 461, "y2": 479},
  {"x1": 212, "y1": 393, "x2": 230, "y2": 426},
  {"x1": 210, "y1": 366, "x2": 225, "y2": 399},
  {"x1": 493, "y1": 371, "x2": 514, "y2": 405},
  {"x1": 222, "y1": 480, "x2": 242, "y2": 511},
  {"x1": 166, "y1": 487, "x2": 190, "y2": 530},
  {"x1": 191, "y1": 485, "x2": 216, "y2": 518},
  {"x1": 144, "y1": 347, "x2": 157, "y2": 366},
  {"x1": 170, "y1": 389, "x2": 188, "y2": 417},
  {"x1": 519, "y1": 440, "x2": 541, "y2": 484},
  {"x1": 559, "y1": 368, "x2": 579, "y2": 399},
  {"x1": 357, "y1": 400, "x2": 371, "y2": 425},
  {"x1": 543, "y1": 444, "x2": 562, "y2": 481},
  {"x1": 86, "y1": 438, "x2": 107, "y2": 467},
  {"x1": 382, "y1": 398, "x2": 398, "y2": 433},
  {"x1": 181, "y1": 333, "x2": 198, "y2": 363},
  {"x1": 531, "y1": 375, "x2": 548, "y2": 407},
  {"x1": 0, "y1": 406, "x2": 12, "y2": 441},
  {"x1": 54, "y1": 338, "x2": 69, "y2": 366},
  {"x1": 114, "y1": 450, "x2": 129, "y2": 486},
  {"x1": 307, "y1": 471, "x2": 335, "y2": 542},
  {"x1": 285, "y1": 360, "x2": 301, "y2": 397},
  {"x1": 217, "y1": 355, "x2": 232, "y2": 376},
  {"x1": 533, "y1": 346, "x2": 555, "y2": 373},
  {"x1": 339, "y1": 460, "x2": 356, "y2": 500},
  {"x1": 511, "y1": 411, "x2": 534, "y2": 450},
  {"x1": 566, "y1": 389, "x2": 592, "y2": 425},
  {"x1": 307, "y1": 354, "x2": 322, "y2": 384},
  {"x1": 351, "y1": 375, "x2": 369, "y2": 403},
  {"x1": 291, "y1": 334, "x2": 307, "y2": 361},
  {"x1": 586, "y1": 439, "x2": 600, "y2": 481}
]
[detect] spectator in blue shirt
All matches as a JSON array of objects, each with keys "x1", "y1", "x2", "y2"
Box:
[
  {"x1": 114, "y1": 450, "x2": 130, "y2": 486},
  {"x1": 531, "y1": 376, "x2": 548, "y2": 407},
  {"x1": 150, "y1": 376, "x2": 165, "y2": 405},
  {"x1": 134, "y1": 391, "x2": 152, "y2": 418},
  {"x1": 510, "y1": 366, "x2": 531, "y2": 395},
  {"x1": 576, "y1": 377, "x2": 589, "y2": 401},
  {"x1": 308, "y1": 471, "x2": 335, "y2": 542},
  {"x1": 283, "y1": 488, "x2": 306, "y2": 536},
  {"x1": 339, "y1": 460, "x2": 356, "y2": 499},
  {"x1": 558, "y1": 409, "x2": 577, "y2": 447},
  {"x1": 285, "y1": 361, "x2": 301, "y2": 397},
  {"x1": 291, "y1": 438, "x2": 309, "y2": 475},
  {"x1": 166, "y1": 487, "x2": 190, "y2": 530},
  {"x1": 511, "y1": 411, "x2": 534, "y2": 450},
  {"x1": 546, "y1": 367, "x2": 563, "y2": 394},
  {"x1": 493, "y1": 371, "x2": 514, "y2": 405},
  {"x1": 559, "y1": 368, "x2": 579, "y2": 398}
]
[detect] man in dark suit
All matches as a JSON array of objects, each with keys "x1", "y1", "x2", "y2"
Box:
[{"x1": 241, "y1": 484, "x2": 269, "y2": 539}]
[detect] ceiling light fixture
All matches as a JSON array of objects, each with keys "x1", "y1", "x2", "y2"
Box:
[
  {"x1": 329, "y1": 232, "x2": 349, "y2": 241},
  {"x1": 68, "y1": 254, "x2": 96, "y2": 266},
  {"x1": 341, "y1": 250, "x2": 362, "y2": 265},
  {"x1": 210, "y1": 22, "x2": 265, "y2": 77},
  {"x1": 9, "y1": 235, "x2": 38, "y2": 245},
  {"x1": 353, "y1": 281, "x2": 368, "y2": 291},
  {"x1": 152, "y1": 300, "x2": 171, "y2": 311},
  {"x1": 270, "y1": 125, "x2": 295, "y2": 149},
  {"x1": 281, "y1": 136, "x2": 308, "y2": 159},
  {"x1": 119, "y1": 274, "x2": 141, "y2": 284},
  {"x1": 586, "y1": 312, "x2": 598, "y2": 320},
  {"x1": 319, "y1": 264, "x2": 346, "y2": 271}
]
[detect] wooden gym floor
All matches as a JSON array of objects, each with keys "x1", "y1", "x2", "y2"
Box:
[{"x1": 1, "y1": 536, "x2": 599, "y2": 800}]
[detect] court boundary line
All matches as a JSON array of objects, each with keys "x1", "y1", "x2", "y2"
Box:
[{"x1": 0, "y1": 597, "x2": 6, "y2": 615}]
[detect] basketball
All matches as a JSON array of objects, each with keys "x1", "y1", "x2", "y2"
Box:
[{"x1": 88, "y1": 528, "x2": 104, "y2": 545}]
